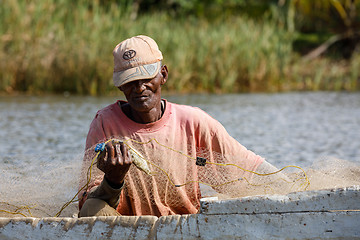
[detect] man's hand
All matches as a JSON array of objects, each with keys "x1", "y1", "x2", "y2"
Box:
[{"x1": 97, "y1": 140, "x2": 132, "y2": 188}]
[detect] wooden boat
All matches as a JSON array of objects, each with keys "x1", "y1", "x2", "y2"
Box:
[{"x1": 0, "y1": 185, "x2": 359, "y2": 239}]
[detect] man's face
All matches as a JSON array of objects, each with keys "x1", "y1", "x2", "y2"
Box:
[{"x1": 119, "y1": 69, "x2": 166, "y2": 113}]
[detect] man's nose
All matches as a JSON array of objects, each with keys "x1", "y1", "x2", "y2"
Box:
[{"x1": 134, "y1": 80, "x2": 146, "y2": 92}]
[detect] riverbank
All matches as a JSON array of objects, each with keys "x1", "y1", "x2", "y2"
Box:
[{"x1": 1, "y1": 1, "x2": 359, "y2": 95}]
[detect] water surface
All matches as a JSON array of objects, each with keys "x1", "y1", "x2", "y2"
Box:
[{"x1": 1, "y1": 92, "x2": 359, "y2": 166}]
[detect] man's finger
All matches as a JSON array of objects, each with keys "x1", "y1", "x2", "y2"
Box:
[
  {"x1": 114, "y1": 143, "x2": 122, "y2": 164},
  {"x1": 96, "y1": 150, "x2": 107, "y2": 170},
  {"x1": 120, "y1": 143, "x2": 132, "y2": 164},
  {"x1": 125, "y1": 150, "x2": 132, "y2": 164},
  {"x1": 106, "y1": 143, "x2": 117, "y2": 165}
]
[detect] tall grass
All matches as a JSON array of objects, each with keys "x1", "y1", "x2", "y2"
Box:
[{"x1": 0, "y1": 0, "x2": 359, "y2": 95}]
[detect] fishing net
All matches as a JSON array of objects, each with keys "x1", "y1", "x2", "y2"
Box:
[
  {"x1": 1, "y1": 138, "x2": 359, "y2": 218},
  {"x1": 305, "y1": 156, "x2": 360, "y2": 191},
  {"x1": 0, "y1": 154, "x2": 82, "y2": 218},
  {"x1": 77, "y1": 138, "x2": 359, "y2": 215}
]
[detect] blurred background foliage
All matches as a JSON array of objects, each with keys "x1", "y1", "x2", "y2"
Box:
[{"x1": 0, "y1": 0, "x2": 359, "y2": 95}]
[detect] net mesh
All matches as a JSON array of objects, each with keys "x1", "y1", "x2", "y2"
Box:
[
  {"x1": 1, "y1": 138, "x2": 359, "y2": 218},
  {"x1": 0, "y1": 154, "x2": 82, "y2": 218}
]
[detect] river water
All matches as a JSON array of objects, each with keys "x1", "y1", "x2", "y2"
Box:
[{"x1": 0, "y1": 92, "x2": 359, "y2": 216}]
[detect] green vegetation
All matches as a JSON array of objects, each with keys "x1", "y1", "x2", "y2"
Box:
[{"x1": 0, "y1": 0, "x2": 359, "y2": 95}]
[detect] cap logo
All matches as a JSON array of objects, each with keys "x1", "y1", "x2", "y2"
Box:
[{"x1": 123, "y1": 50, "x2": 136, "y2": 60}]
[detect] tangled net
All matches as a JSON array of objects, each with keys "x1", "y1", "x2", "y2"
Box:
[
  {"x1": 74, "y1": 138, "x2": 310, "y2": 216},
  {"x1": 1, "y1": 138, "x2": 359, "y2": 218}
]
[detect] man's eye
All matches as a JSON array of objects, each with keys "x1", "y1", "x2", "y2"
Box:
[{"x1": 144, "y1": 79, "x2": 152, "y2": 83}]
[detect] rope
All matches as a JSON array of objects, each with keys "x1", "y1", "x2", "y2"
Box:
[{"x1": 0, "y1": 202, "x2": 35, "y2": 218}]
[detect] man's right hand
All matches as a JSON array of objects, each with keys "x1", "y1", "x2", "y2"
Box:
[{"x1": 97, "y1": 140, "x2": 132, "y2": 188}]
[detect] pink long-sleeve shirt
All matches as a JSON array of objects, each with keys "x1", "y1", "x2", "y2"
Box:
[{"x1": 80, "y1": 100, "x2": 264, "y2": 216}]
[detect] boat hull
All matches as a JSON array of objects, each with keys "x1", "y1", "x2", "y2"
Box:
[{"x1": 1, "y1": 186, "x2": 359, "y2": 239}]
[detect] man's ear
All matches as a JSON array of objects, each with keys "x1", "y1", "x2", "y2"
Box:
[{"x1": 160, "y1": 65, "x2": 168, "y2": 85}]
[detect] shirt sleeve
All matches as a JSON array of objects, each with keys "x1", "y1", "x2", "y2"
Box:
[
  {"x1": 87, "y1": 178, "x2": 124, "y2": 209},
  {"x1": 196, "y1": 110, "x2": 264, "y2": 194}
]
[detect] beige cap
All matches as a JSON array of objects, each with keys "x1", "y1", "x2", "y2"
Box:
[{"x1": 113, "y1": 35, "x2": 163, "y2": 87}]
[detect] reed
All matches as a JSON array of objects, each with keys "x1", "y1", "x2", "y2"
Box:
[{"x1": 0, "y1": 0, "x2": 358, "y2": 95}]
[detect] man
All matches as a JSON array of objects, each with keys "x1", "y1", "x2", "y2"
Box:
[{"x1": 79, "y1": 35, "x2": 277, "y2": 217}]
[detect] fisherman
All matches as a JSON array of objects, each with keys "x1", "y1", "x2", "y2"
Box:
[{"x1": 79, "y1": 35, "x2": 279, "y2": 217}]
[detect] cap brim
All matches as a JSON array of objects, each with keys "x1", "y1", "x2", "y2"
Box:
[{"x1": 113, "y1": 62, "x2": 161, "y2": 87}]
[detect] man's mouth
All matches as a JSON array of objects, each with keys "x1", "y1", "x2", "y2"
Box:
[{"x1": 133, "y1": 95, "x2": 149, "y2": 101}]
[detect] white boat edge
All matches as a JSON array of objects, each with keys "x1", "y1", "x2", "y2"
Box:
[{"x1": 1, "y1": 185, "x2": 359, "y2": 240}]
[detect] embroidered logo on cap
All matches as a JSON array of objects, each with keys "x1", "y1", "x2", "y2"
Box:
[{"x1": 123, "y1": 50, "x2": 136, "y2": 60}]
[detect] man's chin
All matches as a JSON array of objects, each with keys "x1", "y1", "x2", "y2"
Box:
[{"x1": 129, "y1": 100, "x2": 152, "y2": 112}]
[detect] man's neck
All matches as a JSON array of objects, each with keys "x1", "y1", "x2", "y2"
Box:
[{"x1": 120, "y1": 100, "x2": 165, "y2": 124}]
